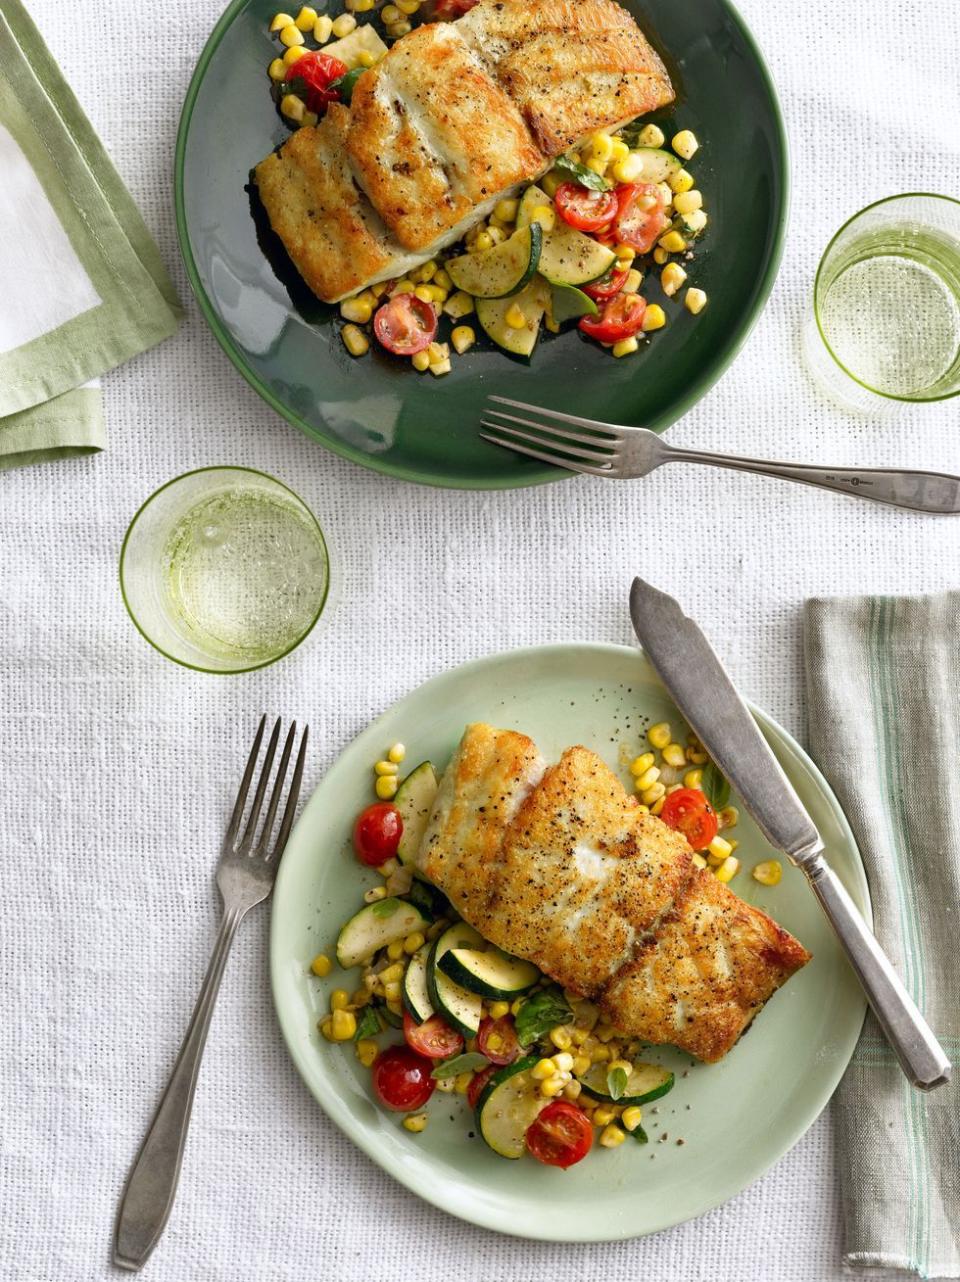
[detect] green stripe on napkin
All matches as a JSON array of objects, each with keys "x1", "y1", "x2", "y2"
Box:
[
  {"x1": 0, "y1": 0, "x2": 181, "y2": 465},
  {"x1": 804, "y1": 593, "x2": 960, "y2": 1279}
]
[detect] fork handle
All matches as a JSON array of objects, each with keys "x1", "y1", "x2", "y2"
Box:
[
  {"x1": 662, "y1": 447, "x2": 960, "y2": 514},
  {"x1": 114, "y1": 906, "x2": 245, "y2": 1270}
]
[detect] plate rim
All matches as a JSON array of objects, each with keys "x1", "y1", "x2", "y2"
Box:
[
  {"x1": 174, "y1": 0, "x2": 790, "y2": 491},
  {"x1": 269, "y1": 641, "x2": 870, "y2": 1241}
]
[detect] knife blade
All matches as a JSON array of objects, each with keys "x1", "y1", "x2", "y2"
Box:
[{"x1": 629, "y1": 576, "x2": 951, "y2": 1092}]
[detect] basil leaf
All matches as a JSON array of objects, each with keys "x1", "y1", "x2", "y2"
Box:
[
  {"x1": 607, "y1": 1066, "x2": 628, "y2": 1101},
  {"x1": 701, "y1": 761, "x2": 730, "y2": 812},
  {"x1": 553, "y1": 155, "x2": 612, "y2": 193},
  {"x1": 617, "y1": 119, "x2": 646, "y2": 148},
  {"x1": 376, "y1": 1001, "x2": 403, "y2": 1028},
  {"x1": 631, "y1": 1124, "x2": 649, "y2": 1145},
  {"x1": 353, "y1": 1005, "x2": 381, "y2": 1041},
  {"x1": 431, "y1": 1052, "x2": 489, "y2": 1081},
  {"x1": 514, "y1": 986, "x2": 574, "y2": 1047},
  {"x1": 371, "y1": 897, "x2": 400, "y2": 919},
  {"x1": 329, "y1": 66, "x2": 365, "y2": 104}
]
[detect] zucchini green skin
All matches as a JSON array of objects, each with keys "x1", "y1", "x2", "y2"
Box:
[
  {"x1": 577, "y1": 1063, "x2": 676, "y2": 1106},
  {"x1": 336, "y1": 899, "x2": 430, "y2": 969},
  {"x1": 394, "y1": 761, "x2": 438, "y2": 872},
  {"x1": 447, "y1": 223, "x2": 543, "y2": 299},
  {"x1": 475, "y1": 1055, "x2": 544, "y2": 1159},
  {"x1": 438, "y1": 947, "x2": 540, "y2": 999},
  {"x1": 476, "y1": 276, "x2": 550, "y2": 358},
  {"x1": 426, "y1": 923, "x2": 486, "y2": 1036},
  {"x1": 401, "y1": 942, "x2": 435, "y2": 1024}
]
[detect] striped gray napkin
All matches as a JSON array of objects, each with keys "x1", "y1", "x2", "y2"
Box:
[{"x1": 804, "y1": 593, "x2": 960, "y2": 1279}]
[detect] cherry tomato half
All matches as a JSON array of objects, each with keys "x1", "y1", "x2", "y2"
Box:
[
  {"x1": 613, "y1": 182, "x2": 670, "y2": 254},
  {"x1": 373, "y1": 294, "x2": 439, "y2": 357},
  {"x1": 579, "y1": 292, "x2": 647, "y2": 344},
  {"x1": 353, "y1": 802, "x2": 403, "y2": 866},
  {"x1": 583, "y1": 263, "x2": 630, "y2": 302},
  {"x1": 525, "y1": 1100, "x2": 594, "y2": 1168},
  {"x1": 554, "y1": 182, "x2": 620, "y2": 234},
  {"x1": 659, "y1": 787, "x2": 719, "y2": 851},
  {"x1": 403, "y1": 1011, "x2": 464, "y2": 1060},
  {"x1": 284, "y1": 50, "x2": 348, "y2": 115},
  {"x1": 434, "y1": 0, "x2": 478, "y2": 16},
  {"x1": 467, "y1": 1063, "x2": 498, "y2": 1110},
  {"x1": 372, "y1": 1044, "x2": 436, "y2": 1112},
  {"x1": 476, "y1": 1016, "x2": 520, "y2": 1066}
]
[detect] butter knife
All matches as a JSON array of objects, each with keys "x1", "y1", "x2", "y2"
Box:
[{"x1": 629, "y1": 576, "x2": 951, "y2": 1092}]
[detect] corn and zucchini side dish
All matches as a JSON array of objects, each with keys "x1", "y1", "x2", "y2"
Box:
[
  {"x1": 307, "y1": 722, "x2": 802, "y2": 1168},
  {"x1": 254, "y1": 0, "x2": 711, "y2": 371}
]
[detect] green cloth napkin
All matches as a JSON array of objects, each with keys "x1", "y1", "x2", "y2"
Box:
[
  {"x1": 0, "y1": 0, "x2": 181, "y2": 469},
  {"x1": 804, "y1": 593, "x2": 960, "y2": 1279}
]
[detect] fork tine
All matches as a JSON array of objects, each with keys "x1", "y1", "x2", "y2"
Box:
[
  {"x1": 256, "y1": 721, "x2": 297, "y2": 854},
  {"x1": 481, "y1": 415, "x2": 618, "y2": 463},
  {"x1": 484, "y1": 407, "x2": 619, "y2": 452},
  {"x1": 272, "y1": 725, "x2": 309, "y2": 861},
  {"x1": 226, "y1": 715, "x2": 266, "y2": 846},
  {"x1": 479, "y1": 429, "x2": 611, "y2": 476},
  {"x1": 238, "y1": 717, "x2": 281, "y2": 853},
  {"x1": 488, "y1": 395, "x2": 620, "y2": 440}
]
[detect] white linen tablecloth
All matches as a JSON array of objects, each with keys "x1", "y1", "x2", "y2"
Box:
[{"x1": 2, "y1": 1, "x2": 959, "y2": 1278}]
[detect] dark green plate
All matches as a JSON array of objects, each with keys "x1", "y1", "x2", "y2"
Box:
[{"x1": 175, "y1": 0, "x2": 787, "y2": 489}]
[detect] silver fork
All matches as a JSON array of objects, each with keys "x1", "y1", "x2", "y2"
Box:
[
  {"x1": 480, "y1": 396, "x2": 960, "y2": 513},
  {"x1": 113, "y1": 716, "x2": 308, "y2": 1271}
]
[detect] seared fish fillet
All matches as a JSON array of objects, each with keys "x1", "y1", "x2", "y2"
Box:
[
  {"x1": 253, "y1": 105, "x2": 423, "y2": 303},
  {"x1": 416, "y1": 724, "x2": 811, "y2": 1063},
  {"x1": 254, "y1": 0, "x2": 674, "y2": 303},
  {"x1": 348, "y1": 22, "x2": 547, "y2": 254},
  {"x1": 459, "y1": 0, "x2": 675, "y2": 155}
]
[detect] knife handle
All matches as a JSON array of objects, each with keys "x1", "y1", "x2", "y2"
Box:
[{"x1": 802, "y1": 854, "x2": 951, "y2": 1090}]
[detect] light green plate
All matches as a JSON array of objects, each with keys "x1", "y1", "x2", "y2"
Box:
[{"x1": 270, "y1": 645, "x2": 868, "y2": 1241}]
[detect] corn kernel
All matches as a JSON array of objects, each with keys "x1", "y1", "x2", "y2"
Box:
[
  {"x1": 563, "y1": 1079, "x2": 583, "y2": 1100},
  {"x1": 412, "y1": 350, "x2": 431, "y2": 372},
  {"x1": 590, "y1": 1046, "x2": 610, "y2": 1066},
  {"x1": 641, "y1": 781, "x2": 666, "y2": 805},
  {"x1": 356, "y1": 48, "x2": 376, "y2": 67},
  {"x1": 635, "y1": 765, "x2": 661, "y2": 791},
  {"x1": 505, "y1": 303, "x2": 527, "y2": 330},
  {"x1": 454, "y1": 1072, "x2": 474, "y2": 1095},
  {"x1": 708, "y1": 835, "x2": 733, "y2": 862},
  {"x1": 403, "y1": 1112, "x2": 428, "y2": 1132},
  {"x1": 584, "y1": 156, "x2": 608, "y2": 178},
  {"x1": 385, "y1": 19, "x2": 412, "y2": 36},
  {"x1": 443, "y1": 291, "x2": 475, "y2": 320},
  {"x1": 660, "y1": 263, "x2": 688, "y2": 299},
  {"x1": 630, "y1": 753, "x2": 655, "y2": 776},
  {"x1": 445, "y1": 325, "x2": 473, "y2": 356},
  {"x1": 331, "y1": 1008, "x2": 357, "y2": 1041},
  {"x1": 280, "y1": 92, "x2": 305, "y2": 121},
  {"x1": 331, "y1": 12, "x2": 357, "y2": 36},
  {"x1": 412, "y1": 285, "x2": 434, "y2": 305},
  {"x1": 313, "y1": 12, "x2": 332, "y2": 40},
  {"x1": 572, "y1": 1053, "x2": 591, "y2": 1076},
  {"x1": 493, "y1": 198, "x2": 519, "y2": 224},
  {"x1": 341, "y1": 323, "x2": 369, "y2": 357},
  {"x1": 429, "y1": 357, "x2": 452, "y2": 377},
  {"x1": 279, "y1": 22, "x2": 305, "y2": 46},
  {"x1": 381, "y1": 2, "x2": 402, "y2": 19},
  {"x1": 375, "y1": 774, "x2": 398, "y2": 800},
  {"x1": 636, "y1": 804, "x2": 650, "y2": 815},
  {"x1": 653, "y1": 247, "x2": 669, "y2": 265},
  {"x1": 753, "y1": 859, "x2": 783, "y2": 887},
  {"x1": 717, "y1": 806, "x2": 739, "y2": 831},
  {"x1": 473, "y1": 231, "x2": 494, "y2": 252},
  {"x1": 672, "y1": 129, "x2": 699, "y2": 160},
  {"x1": 625, "y1": 268, "x2": 643, "y2": 293},
  {"x1": 531, "y1": 1058, "x2": 557, "y2": 1081},
  {"x1": 528, "y1": 205, "x2": 554, "y2": 234},
  {"x1": 540, "y1": 1075, "x2": 566, "y2": 1098},
  {"x1": 340, "y1": 295, "x2": 373, "y2": 325},
  {"x1": 510, "y1": 997, "x2": 524, "y2": 1016},
  {"x1": 593, "y1": 1105, "x2": 617, "y2": 1126},
  {"x1": 647, "y1": 722, "x2": 671, "y2": 750},
  {"x1": 692, "y1": 852, "x2": 708, "y2": 869},
  {"x1": 621, "y1": 1105, "x2": 644, "y2": 1132},
  {"x1": 641, "y1": 303, "x2": 667, "y2": 332},
  {"x1": 683, "y1": 768, "x2": 703, "y2": 788},
  {"x1": 715, "y1": 855, "x2": 741, "y2": 883},
  {"x1": 380, "y1": 858, "x2": 399, "y2": 877},
  {"x1": 374, "y1": 760, "x2": 399, "y2": 779},
  {"x1": 687, "y1": 746, "x2": 708, "y2": 764},
  {"x1": 651, "y1": 797, "x2": 666, "y2": 816},
  {"x1": 599, "y1": 1126, "x2": 627, "y2": 1152},
  {"x1": 658, "y1": 230, "x2": 687, "y2": 255},
  {"x1": 309, "y1": 953, "x2": 332, "y2": 977},
  {"x1": 382, "y1": 980, "x2": 401, "y2": 1001},
  {"x1": 637, "y1": 123, "x2": 665, "y2": 148},
  {"x1": 294, "y1": 5, "x2": 317, "y2": 28},
  {"x1": 319, "y1": 1016, "x2": 334, "y2": 1040},
  {"x1": 283, "y1": 45, "x2": 308, "y2": 68},
  {"x1": 589, "y1": 132, "x2": 614, "y2": 163},
  {"x1": 672, "y1": 189, "x2": 703, "y2": 217},
  {"x1": 268, "y1": 57, "x2": 286, "y2": 80},
  {"x1": 396, "y1": 0, "x2": 420, "y2": 11},
  {"x1": 364, "y1": 885, "x2": 388, "y2": 903},
  {"x1": 612, "y1": 337, "x2": 639, "y2": 358},
  {"x1": 403, "y1": 932, "x2": 425, "y2": 955},
  {"x1": 541, "y1": 171, "x2": 562, "y2": 198},
  {"x1": 669, "y1": 167, "x2": 695, "y2": 195},
  {"x1": 611, "y1": 153, "x2": 646, "y2": 184},
  {"x1": 685, "y1": 287, "x2": 708, "y2": 315},
  {"x1": 330, "y1": 988, "x2": 351, "y2": 1011},
  {"x1": 385, "y1": 998, "x2": 402, "y2": 1015},
  {"x1": 356, "y1": 1038, "x2": 379, "y2": 1067},
  {"x1": 547, "y1": 1026, "x2": 572, "y2": 1052},
  {"x1": 270, "y1": 11, "x2": 295, "y2": 31},
  {"x1": 552, "y1": 1051, "x2": 574, "y2": 1073},
  {"x1": 435, "y1": 1077, "x2": 455, "y2": 1093}
]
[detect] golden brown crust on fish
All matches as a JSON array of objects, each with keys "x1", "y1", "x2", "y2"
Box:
[
  {"x1": 253, "y1": 106, "x2": 413, "y2": 303},
  {"x1": 347, "y1": 22, "x2": 546, "y2": 252},
  {"x1": 415, "y1": 724, "x2": 810, "y2": 1063},
  {"x1": 458, "y1": 0, "x2": 674, "y2": 154}
]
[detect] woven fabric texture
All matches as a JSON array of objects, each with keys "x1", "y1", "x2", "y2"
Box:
[{"x1": 1, "y1": 0, "x2": 959, "y2": 1278}]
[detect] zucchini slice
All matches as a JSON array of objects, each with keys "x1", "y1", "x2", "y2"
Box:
[
  {"x1": 395, "y1": 761, "x2": 438, "y2": 871},
  {"x1": 577, "y1": 1061, "x2": 675, "y2": 1106},
  {"x1": 516, "y1": 184, "x2": 551, "y2": 229},
  {"x1": 447, "y1": 223, "x2": 542, "y2": 299},
  {"x1": 548, "y1": 281, "x2": 598, "y2": 325},
  {"x1": 427, "y1": 922, "x2": 486, "y2": 1036},
  {"x1": 538, "y1": 224, "x2": 616, "y2": 287},
  {"x1": 324, "y1": 23, "x2": 388, "y2": 69},
  {"x1": 335, "y1": 899, "x2": 430, "y2": 969},
  {"x1": 476, "y1": 1056, "x2": 546, "y2": 1159},
  {"x1": 438, "y1": 947, "x2": 540, "y2": 999},
  {"x1": 401, "y1": 942, "x2": 435, "y2": 1024},
  {"x1": 476, "y1": 276, "x2": 550, "y2": 359},
  {"x1": 628, "y1": 146, "x2": 683, "y2": 184}
]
